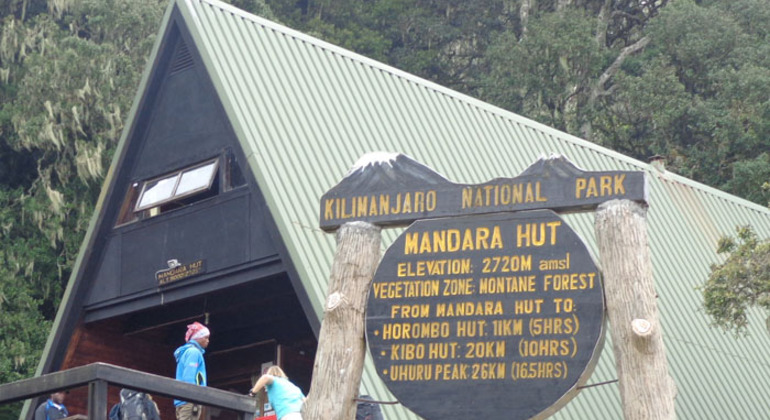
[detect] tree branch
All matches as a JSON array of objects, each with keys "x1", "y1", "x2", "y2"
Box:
[{"x1": 594, "y1": 36, "x2": 649, "y2": 100}]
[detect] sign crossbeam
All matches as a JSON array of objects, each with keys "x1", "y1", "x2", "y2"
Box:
[{"x1": 320, "y1": 154, "x2": 647, "y2": 232}]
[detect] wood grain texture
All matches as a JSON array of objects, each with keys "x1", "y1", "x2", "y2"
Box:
[
  {"x1": 304, "y1": 222, "x2": 382, "y2": 420},
  {"x1": 595, "y1": 200, "x2": 676, "y2": 420}
]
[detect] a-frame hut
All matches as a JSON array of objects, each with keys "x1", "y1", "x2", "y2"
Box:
[{"x1": 25, "y1": 0, "x2": 770, "y2": 418}]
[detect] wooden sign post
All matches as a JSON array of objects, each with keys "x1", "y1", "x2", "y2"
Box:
[
  {"x1": 304, "y1": 221, "x2": 382, "y2": 419},
  {"x1": 595, "y1": 200, "x2": 676, "y2": 420}
]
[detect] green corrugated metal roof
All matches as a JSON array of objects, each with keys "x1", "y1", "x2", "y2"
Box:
[
  {"x1": 34, "y1": 0, "x2": 770, "y2": 417},
  {"x1": 173, "y1": 0, "x2": 770, "y2": 418}
]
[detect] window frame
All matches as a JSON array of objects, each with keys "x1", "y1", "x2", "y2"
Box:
[{"x1": 134, "y1": 158, "x2": 220, "y2": 212}]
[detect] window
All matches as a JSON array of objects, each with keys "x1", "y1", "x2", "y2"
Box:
[
  {"x1": 135, "y1": 160, "x2": 218, "y2": 211},
  {"x1": 115, "y1": 152, "x2": 246, "y2": 227}
]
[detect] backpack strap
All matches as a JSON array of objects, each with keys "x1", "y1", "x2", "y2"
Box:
[
  {"x1": 45, "y1": 400, "x2": 54, "y2": 420},
  {"x1": 46, "y1": 399, "x2": 69, "y2": 420}
]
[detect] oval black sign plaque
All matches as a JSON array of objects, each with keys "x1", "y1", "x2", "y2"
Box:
[{"x1": 366, "y1": 210, "x2": 605, "y2": 420}]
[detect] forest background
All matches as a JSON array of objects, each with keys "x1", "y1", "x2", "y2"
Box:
[{"x1": 1, "y1": 0, "x2": 769, "y2": 417}]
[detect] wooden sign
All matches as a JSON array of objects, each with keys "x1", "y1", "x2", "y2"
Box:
[
  {"x1": 156, "y1": 259, "x2": 206, "y2": 285},
  {"x1": 365, "y1": 210, "x2": 605, "y2": 420},
  {"x1": 320, "y1": 153, "x2": 647, "y2": 232}
]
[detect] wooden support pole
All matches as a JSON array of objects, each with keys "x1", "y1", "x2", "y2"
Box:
[
  {"x1": 595, "y1": 200, "x2": 676, "y2": 420},
  {"x1": 304, "y1": 221, "x2": 382, "y2": 420},
  {"x1": 87, "y1": 379, "x2": 108, "y2": 420}
]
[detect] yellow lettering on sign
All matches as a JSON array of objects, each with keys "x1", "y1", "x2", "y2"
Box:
[
  {"x1": 442, "y1": 278, "x2": 475, "y2": 296},
  {"x1": 381, "y1": 322, "x2": 451, "y2": 339},
  {"x1": 542, "y1": 272, "x2": 597, "y2": 291},
  {"x1": 511, "y1": 361, "x2": 566, "y2": 380},
  {"x1": 435, "y1": 301, "x2": 504, "y2": 317},
  {"x1": 404, "y1": 226, "x2": 503, "y2": 254},
  {"x1": 492, "y1": 319, "x2": 523, "y2": 336},
  {"x1": 322, "y1": 191, "x2": 437, "y2": 222},
  {"x1": 529, "y1": 317, "x2": 576, "y2": 335},
  {"x1": 514, "y1": 299, "x2": 544, "y2": 314},
  {"x1": 390, "y1": 304, "x2": 430, "y2": 318},
  {"x1": 428, "y1": 342, "x2": 459, "y2": 359},
  {"x1": 456, "y1": 320, "x2": 487, "y2": 337},
  {"x1": 516, "y1": 221, "x2": 561, "y2": 247},
  {"x1": 538, "y1": 253, "x2": 570, "y2": 270},
  {"x1": 373, "y1": 280, "x2": 440, "y2": 299},
  {"x1": 397, "y1": 259, "x2": 472, "y2": 277},
  {"x1": 481, "y1": 255, "x2": 532, "y2": 273},
  {"x1": 379, "y1": 194, "x2": 390, "y2": 215},
  {"x1": 478, "y1": 276, "x2": 536, "y2": 294},
  {"x1": 471, "y1": 362, "x2": 507, "y2": 380},
  {"x1": 387, "y1": 364, "x2": 433, "y2": 381},
  {"x1": 435, "y1": 363, "x2": 469, "y2": 380},
  {"x1": 461, "y1": 182, "x2": 548, "y2": 208},
  {"x1": 575, "y1": 174, "x2": 626, "y2": 199},
  {"x1": 464, "y1": 341, "x2": 506, "y2": 358},
  {"x1": 518, "y1": 339, "x2": 571, "y2": 357},
  {"x1": 389, "y1": 343, "x2": 426, "y2": 360}
]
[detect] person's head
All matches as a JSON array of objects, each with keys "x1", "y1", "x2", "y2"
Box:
[
  {"x1": 266, "y1": 365, "x2": 287, "y2": 378},
  {"x1": 185, "y1": 321, "x2": 210, "y2": 349},
  {"x1": 50, "y1": 391, "x2": 67, "y2": 405}
]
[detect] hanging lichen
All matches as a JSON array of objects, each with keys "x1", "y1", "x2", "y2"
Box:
[
  {"x1": 0, "y1": 0, "x2": 167, "y2": 397},
  {"x1": 48, "y1": 0, "x2": 74, "y2": 20},
  {"x1": 75, "y1": 140, "x2": 104, "y2": 182}
]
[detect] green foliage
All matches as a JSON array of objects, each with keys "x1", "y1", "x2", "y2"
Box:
[
  {"x1": 703, "y1": 226, "x2": 770, "y2": 336},
  {"x1": 266, "y1": 0, "x2": 510, "y2": 90},
  {"x1": 483, "y1": 9, "x2": 612, "y2": 132},
  {"x1": 592, "y1": 57, "x2": 690, "y2": 159},
  {"x1": 0, "y1": 258, "x2": 51, "y2": 384},
  {"x1": 0, "y1": 0, "x2": 48, "y2": 21},
  {"x1": 0, "y1": 1, "x2": 166, "y2": 416},
  {"x1": 590, "y1": 0, "x2": 770, "y2": 203},
  {"x1": 223, "y1": 0, "x2": 276, "y2": 20},
  {"x1": 722, "y1": 154, "x2": 770, "y2": 206}
]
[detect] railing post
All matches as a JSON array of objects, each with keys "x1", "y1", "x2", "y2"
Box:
[{"x1": 88, "y1": 380, "x2": 108, "y2": 420}]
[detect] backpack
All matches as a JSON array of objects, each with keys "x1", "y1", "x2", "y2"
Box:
[
  {"x1": 355, "y1": 395, "x2": 384, "y2": 420},
  {"x1": 110, "y1": 389, "x2": 161, "y2": 420}
]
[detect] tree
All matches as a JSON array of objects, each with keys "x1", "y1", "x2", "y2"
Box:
[
  {"x1": 703, "y1": 226, "x2": 770, "y2": 336},
  {"x1": 478, "y1": 1, "x2": 666, "y2": 140},
  {"x1": 483, "y1": 8, "x2": 614, "y2": 134},
  {"x1": 591, "y1": 0, "x2": 770, "y2": 202}
]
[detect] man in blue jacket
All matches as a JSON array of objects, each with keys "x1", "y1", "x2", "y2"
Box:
[
  {"x1": 174, "y1": 322, "x2": 210, "y2": 420},
  {"x1": 34, "y1": 391, "x2": 68, "y2": 420}
]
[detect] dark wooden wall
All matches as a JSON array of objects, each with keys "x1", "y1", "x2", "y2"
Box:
[{"x1": 60, "y1": 320, "x2": 177, "y2": 418}]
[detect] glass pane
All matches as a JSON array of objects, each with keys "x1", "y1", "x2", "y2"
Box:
[
  {"x1": 175, "y1": 161, "x2": 218, "y2": 197},
  {"x1": 137, "y1": 175, "x2": 178, "y2": 209}
]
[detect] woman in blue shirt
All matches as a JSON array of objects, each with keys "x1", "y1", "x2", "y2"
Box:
[{"x1": 249, "y1": 366, "x2": 306, "y2": 420}]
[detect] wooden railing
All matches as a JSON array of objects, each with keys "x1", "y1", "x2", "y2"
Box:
[{"x1": 0, "y1": 362, "x2": 256, "y2": 420}]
